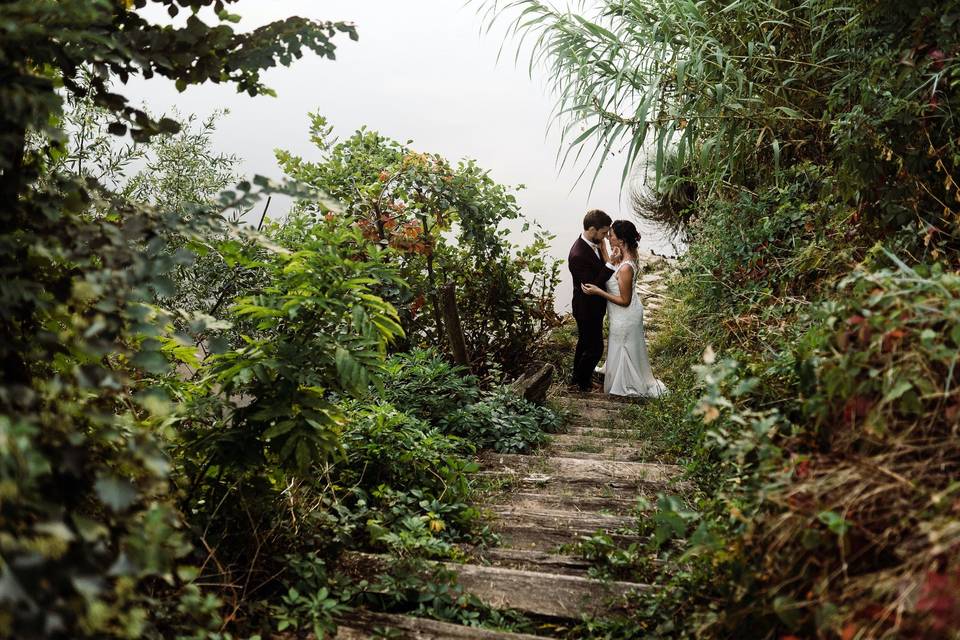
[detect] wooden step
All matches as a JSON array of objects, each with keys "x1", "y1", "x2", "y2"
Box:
[
  {"x1": 567, "y1": 405, "x2": 627, "y2": 422},
  {"x1": 480, "y1": 453, "x2": 679, "y2": 488},
  {"x1": 335, "y1": 609, "x2": 548, "y2": 639},
  {"x1": 486, "y1": 504, "x2": 637, "y2": 550},
  {"x1": 473, "y1": 547, "x2": 593, "y2": 576},
  {"x1": 341, "y1": 553, "x2": 648, "y2": 619},
  {"x1": 550, "y1": 433, "x2": 638, "y2": 447},
  {"x1": 492, "y1": 518, "x2": 641, "y2": 552},
  {"x1": 563, "y1": 425, "x2": 639, "y2": 440},
  {"x1": 487, "y1": 505, "x2": 634, "y2": 531},
  {"x1": 475, "y1": 470, "x2": 662, "y2": 503},
  {"x1": 493, "y1": 491, "x2": 639, "y2": 515},
  {"x1": 545, "y1": 448, "x2": 647, "y2": 462},
  {"x1": 555, "y1": 394, "x2": 646, "y2": 411},
  {"x1": 545, "y1": 436, "x2": 647, "y2": 462},
  {"x1": 448, "y1": 562, "x2": 646, "y2": 618}
]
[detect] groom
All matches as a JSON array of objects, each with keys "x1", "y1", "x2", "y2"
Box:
[{"x1": 568, "y1": 209, "x2": 616, "y2": 392}]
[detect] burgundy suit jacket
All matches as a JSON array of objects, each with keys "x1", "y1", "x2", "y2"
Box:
[{"x1": 569, "y1": 236, "x2": 614, "y2": 321}]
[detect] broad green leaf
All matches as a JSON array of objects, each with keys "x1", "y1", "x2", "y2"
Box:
[
  {"x1": 95, "y1": 476, "x2": 138, "y2": 512},
  {"x1": 263, "y1": 420, "x2": 297, "y2": 440}
]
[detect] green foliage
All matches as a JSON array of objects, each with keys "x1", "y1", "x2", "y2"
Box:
[
  {"x1": 0, "y1": 0, "x2": 356, "y2": 165},
  {"x1": 490, "y1": 0, "x2": 960, "y2": 253},
  {"x1": 443, "y1": 387, "x2": 563, "y2": 453},
  {"x1": 253, "y1": 402, "x2": 494, "y2": 636},
  {"x1": 271, "y1": 553, "x2": 349, "y2": 639},
  {"x1": 276, "y1": 115, "x2": 561, "y2": 374},
  {"x1": 381, "y1": 349, "x2": 564, "y2": 454},
  {"x1": 185, "y1": 219, "x2": 404, "y2": 475},
  {"x1": 0, "y1": 2, "x2": 357, "y2": 637},
  {"x1": 381, "y1": 349, "x2": 480, "y2": 424},
  {"x1": 495, "y1": 0, "x2": 960, "y2": 637},
  {"x1": 0, "y1": 191, "x2": 225, "y2": 638},
  {"x1": 49, "y1": 96, "x2": 247, "y2": 327},
  {"x1": 337, "y1": 404, "x2": 476, "y2": 513}
]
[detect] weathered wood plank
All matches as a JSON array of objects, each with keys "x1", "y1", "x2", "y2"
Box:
[
  {"x1": 474, "y1": 547, "x2": 593, "y2": 576},
  {"x1": 338, "y1": 553, "x2": 646, "y2": 619},
  {"x1": 545, "y1": 436, "x2": 647, "y2": 462},
  {"x1": 494, "y1": 491, "x2": 639, "y2": 515},
  {"x1": 562, "y1": 405, "x2": 629, "y2": 423},
  {"x1": 474, "y1": 470, "x2": 660, "y2": 502},
  {"x1": 562, "y1": 425, "x2": 638, "y2": 439},
  {"x1": 491, "y1": 518, "x2": 641, "y2": 552},
  {"x1": 445, "y1": 562, "x2": 646, "y2": 618},
  {"x1": 554, "y1": 394, "x2": 646, "y2": 411},
  {"x1": 486, "y1": 505, "x2": 634, "y2": 531},
  {"x1": 334, "y1": 610, "x2": 547, "y2": 639},
  {"x1": 511, "y1": 363, "x2": 555, "y2": 404},
  {"x1": 480, "y1": 453, "x2": 680, "y2": 486}
]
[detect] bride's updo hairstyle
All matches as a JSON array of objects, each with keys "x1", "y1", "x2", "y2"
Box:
[{"x1": 611, "y1": 220, "x2": 640, "y2": 250}]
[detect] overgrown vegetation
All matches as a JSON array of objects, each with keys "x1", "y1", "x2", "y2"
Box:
[
  {"x1": 0, "y1": 3, "x2": 562, "y2": 637},
  {"x1": 277, "y1": 115, "x2": 561, "y2": 376},
  {"x1": 494, "y1": 0, "x2": 960, "y2": 637}
]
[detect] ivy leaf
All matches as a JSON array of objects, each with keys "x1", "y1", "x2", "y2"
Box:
[
  {"x1": 132, "y1": 349, "x2": 169, "y2": 374},
  {"x1": 95, "y1": 475, "x2": 138, "y2": 512},
  {"x1": 773, "y1": 595, "x2": 802, "y2": 629}
]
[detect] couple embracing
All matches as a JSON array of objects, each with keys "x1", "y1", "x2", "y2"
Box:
[{"x1": 568, "y1": 209, "x2": 668, "y2": 398}]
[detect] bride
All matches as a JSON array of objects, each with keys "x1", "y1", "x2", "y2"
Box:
[{"x1": 580, "y1": 220, "x2": 668, "y2": 398}]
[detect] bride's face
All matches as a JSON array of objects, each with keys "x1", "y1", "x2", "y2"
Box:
[{"x1": 609, "y1": 230, "x2": 623, "y2": 249}]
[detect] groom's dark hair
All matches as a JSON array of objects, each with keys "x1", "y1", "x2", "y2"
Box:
[{"x1": 583, "y1": 209, "x2": 612, "y2": 230}]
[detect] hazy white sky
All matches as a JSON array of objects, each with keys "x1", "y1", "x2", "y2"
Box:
[{"x1": 128, "y1": 1, "x2": 672, "y2": 310}]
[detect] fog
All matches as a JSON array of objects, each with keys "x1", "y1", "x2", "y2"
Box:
[{"x1": 127, "y1": 1, "x2": 675, "y2": 311}]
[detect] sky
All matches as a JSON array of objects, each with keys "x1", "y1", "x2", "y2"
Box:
[{"x1": 128, "y1": 1, "x2": 675, "y2": 311}]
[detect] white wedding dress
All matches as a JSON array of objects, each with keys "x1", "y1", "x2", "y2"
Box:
[{"x1": 602, "y1": 260, "x2": 668, "y2": 398}]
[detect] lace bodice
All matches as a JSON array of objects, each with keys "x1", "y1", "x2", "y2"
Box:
[{"x1": 605, "y1": 260, "x2": 638, "y2": 302}]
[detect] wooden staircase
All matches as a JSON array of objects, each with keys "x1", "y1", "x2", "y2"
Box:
[
  {"x1": 336, "y1": 256, "x2": 680, "y2": 638},
  {"x1": 336, "y1": 396, "x2": 685, "y2": 638}
]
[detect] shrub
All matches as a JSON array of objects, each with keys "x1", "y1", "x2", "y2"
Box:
[
  {"x1": 381, "y1": 349, "x2": 480, "y2": 424},
  {"x1": 381, "y1": 348, "x2": 563, "y2": 454},
  {"x1": 181, "y1": 218, "x2": 404, "y2": 477},
  {"x1": 276, "y1": 116, "x2": 561, "y2": 374},
  {"x1": 0, "y1": 3, "x2": 356, "y2": 636},
  {"x1": 443, "y1": 387, "x2": 563, "y2": 454}
]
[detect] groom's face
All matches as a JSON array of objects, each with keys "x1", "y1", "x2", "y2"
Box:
[{"x1": 588, "y1": 226, "x2": 610, "y2": 242}]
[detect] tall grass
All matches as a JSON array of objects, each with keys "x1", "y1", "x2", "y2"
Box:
[{"x1": 485, "y1": 0, "x2": 960, "y2": 636}]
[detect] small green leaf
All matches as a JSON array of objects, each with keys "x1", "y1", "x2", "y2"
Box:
[
  {"x1": 263, "y1": 420, "x2": 296, "y2": 440},
  {"x1": 95, "y1": 476, "x2": 138, "y2": 512},
  {"x1": 817, "y1": 510, "x2": 850, "y2": 536},
  {"x1": 132, "y1": 349, "x2": 169, "y2": 374},
  {"x1": 883, "y1": 379, "x2": 912, "y2": 404}
]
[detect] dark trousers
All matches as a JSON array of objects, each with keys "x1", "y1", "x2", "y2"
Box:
[{"x1": 572, "y1": 311, "x2": 604, "y2": 390}]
